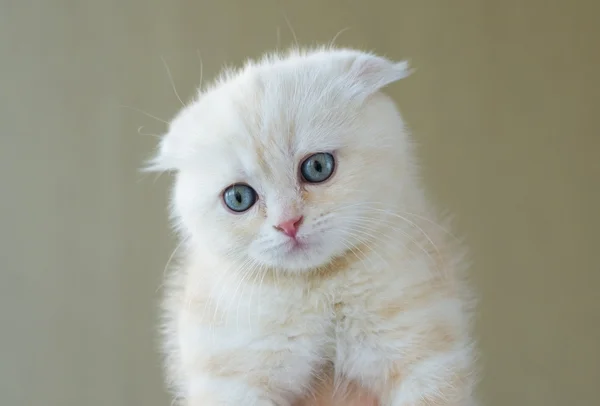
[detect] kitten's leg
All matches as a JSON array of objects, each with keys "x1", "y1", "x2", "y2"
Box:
[
  {"x1": 181, "y1": 339, "x2": 318, "y2": 406},
  {"x1": 382, "y1": 345, "x2": 476, "y2": 406},
  {"x1": 337, "y1": 311, "x2": 475, "y2": 406},
  {"x1": 340, "y1": 345, "x2": 474, "y2": 406},
  {"x1": 176, "y1": 310, "x2": 321, "y2": 406}
]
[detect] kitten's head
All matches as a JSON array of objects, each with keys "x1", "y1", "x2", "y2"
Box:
[{"x1": 149, "y1": 48, "x2": 417, "y2": 273}]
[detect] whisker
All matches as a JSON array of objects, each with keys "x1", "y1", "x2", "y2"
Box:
[
  {"x1": 336, "y1": 215, "x2": 441, "y2": 272},
  {"x1": 247, "y1": 263, "x2": 267, "y2": 330},
  {"x1": 283, "y1": 13, "x2": 299, "y2": 47},
  {"x1": 119, "y1": 104, "x2": 169, "y2": 125},
  {"x1": 398, "y1": 210, "x2": 460, "y2": 241},
  {"x1": 327, "y1": 208, "x2": 439, "y2": 267},
  {"x1": 232, "y1": 259, "x2": 259, "y2": 330},
  {"x1": 155, "y1": 238, "x2": 187, "y2": 293},
  {"x1": 327, "y1": 201, "x2": 445, "y2": 259},
  {"x1": 196, "y1": 49, "x2": 204, "y2": 92},
  {"x1": 255, "y1": 263, "x2": 268, "y2": 326},
  {"x1": 329, "y1": 27, "x2": 351, "y2": 47},
  {"x1": 160, "y1": 55, "x2": 186, "y2": 107},
  {"x1": 202, "y1": 255, "x2": 254, "y2": 341},
  {"x1": 137, "y1": 126, "x2": 161, "y2": 138},
  {"x1": 197, "y1": 254, "x2": 244, "y2": 323},
  {"x1": 332, "y1": 200, "x2": 457, "y2": 241},
  {"x1": 366, "y1": 208, "x2": 445, "y2": 270},
  {"x1": 337, "y1": 237, "x2": 371, "y2": 272},
  {"x1": 339, "y1": 222, "x2": 403, "y2": 267},
  {"x1": 339, "y1": 223, "x2": 396, "y2": 268}
]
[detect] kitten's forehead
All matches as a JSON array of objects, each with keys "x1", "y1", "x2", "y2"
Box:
[
  {"x1": 192, "y1": 60, "x2": 349, "y2": 176},
  {"x1": 236, "y1": 64, "x2": 349, "y2": 148}
]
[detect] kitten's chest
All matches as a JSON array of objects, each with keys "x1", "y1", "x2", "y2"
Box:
[
  {"x1": 219, "y1": 279, "x2": 334, "y2": 338},
  {"x1": 218, "y1": 268, "x2": 407, "y2": 356},
  {"x1": 326, "y1": 269, "x2": 410, "y2": 369}
]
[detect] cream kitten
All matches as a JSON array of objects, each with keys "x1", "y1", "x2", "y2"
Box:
[{"x1": 147, "y1": 47, "x2": 477, "y2": 406}]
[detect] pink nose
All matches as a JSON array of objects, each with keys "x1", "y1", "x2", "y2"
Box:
[{"x1": 274, "y1": 216, "x2": 303, "y2": 238}]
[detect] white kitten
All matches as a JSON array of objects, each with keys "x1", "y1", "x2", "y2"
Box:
[{"x1": 147, "y1": 47, "x2": 477, "y2": 406}]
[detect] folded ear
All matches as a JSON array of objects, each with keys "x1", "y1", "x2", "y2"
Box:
[
  {"x1": 340, "y1": 50, "x2": 413, "y2": 96},
  {"x1": 141, "y1": 103, "x2": 198, "y2": 173},
  {"x1": 142, "y1": 133, "x2": 176, "y2": 172}
]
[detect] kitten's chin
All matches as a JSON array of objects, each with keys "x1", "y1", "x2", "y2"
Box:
[{"x1": 251, "y1": 241, "x2": 338, "y2": 274}]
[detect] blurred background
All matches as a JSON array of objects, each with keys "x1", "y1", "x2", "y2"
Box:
[{"x1": 1, "y1": 1, "x2": 598, "y2": 405}]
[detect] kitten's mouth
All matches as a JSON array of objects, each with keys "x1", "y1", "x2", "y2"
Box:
[
  {"x1": 278, "y1": 236, "x2": 317, "y2": 259},
  {"x1": 285, "y1": 237, "x2": 307, "y2": 251},
  {"x1": 259, "y1": 234, "x2": 334, "y2": 271}
]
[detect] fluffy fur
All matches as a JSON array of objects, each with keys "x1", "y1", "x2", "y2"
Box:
[{"x1": 148, "y1": 47, "x2": 477, "y2": 406}]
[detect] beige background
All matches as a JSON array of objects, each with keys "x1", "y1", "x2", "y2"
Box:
[{"x1": 1, "y1": 1, "x2": 598, "y2": 405}]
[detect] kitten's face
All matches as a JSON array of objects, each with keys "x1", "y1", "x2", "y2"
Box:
[{"x1": 152, "y1": 49, "x2": 413, "y2": 272}]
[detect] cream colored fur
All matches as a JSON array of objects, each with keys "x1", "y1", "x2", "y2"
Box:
[{"x1": 148, "y1": 47, "x2": 478, "y2": 406}]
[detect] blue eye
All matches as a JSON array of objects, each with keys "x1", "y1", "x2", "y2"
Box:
[
  {"x1": 223, "y1": 184, "x2": 257, "y2": 212},
  {"x1": 300, "y1": 153, "x2": 335, "y2": 183}
]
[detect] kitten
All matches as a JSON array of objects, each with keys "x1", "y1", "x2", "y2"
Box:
[{"x1": 147, "y1": 47, "x2": 478, "y2": 406}]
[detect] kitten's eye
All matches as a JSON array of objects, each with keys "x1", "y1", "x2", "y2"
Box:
[
  {"x1": 223, "y1": 184, "x2": 257, "y2": 213},
  {"x1": 300, "y1": 153, "x2": 335, "y2": 183}
]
